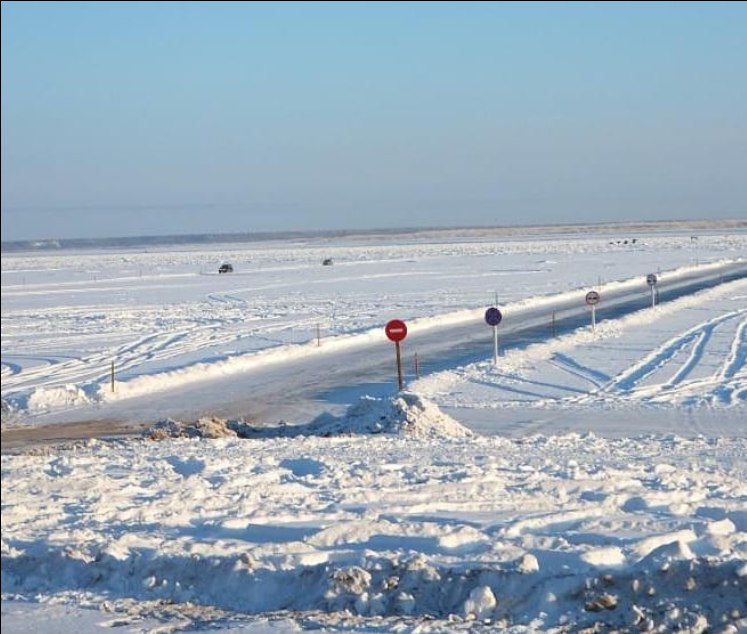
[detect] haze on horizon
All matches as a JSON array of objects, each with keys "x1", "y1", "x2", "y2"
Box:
[{"x1": 2, "y1": 1, "x2": 746, "y2": 242}]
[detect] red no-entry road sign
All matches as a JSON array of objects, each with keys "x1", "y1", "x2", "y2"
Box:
[
  {"x1": 385, "y1": 319, "x2": 408, "y2": 391},
  {"x1": 385, "y1": 319, "x2": 408, "y2": 343}
]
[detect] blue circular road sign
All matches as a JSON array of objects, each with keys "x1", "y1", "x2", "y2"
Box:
[{"x1": 485, "y1": 307, "x2": 503, "y2": 326}]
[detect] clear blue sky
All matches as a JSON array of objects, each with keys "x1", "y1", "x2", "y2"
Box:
[{"x1": 2, "y1": 1, "x2": 745, "y2": 240}]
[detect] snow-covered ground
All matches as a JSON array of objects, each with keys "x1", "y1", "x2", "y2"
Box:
[{"x1": 2, "y1": 225, "x2": 746, "y2": 632}]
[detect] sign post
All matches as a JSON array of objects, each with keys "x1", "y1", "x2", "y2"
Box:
[
  {"x1": 585, "y1": 290, "x2": 600, "y2": 333},
  {"x1": 385, "y1": 319, "x2": 408, "y2": 391},
  {"x1": 484, "y1": 307, "x2": 503, "y2": 365},
  {"x1": 646, "y1": 273, "x2": 658, "y2": 308}
]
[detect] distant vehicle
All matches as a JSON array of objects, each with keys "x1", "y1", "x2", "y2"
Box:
[
  {"x1": 218, "y1": 263, "x2": 234, "y2": 274},
  {"x1": 322, "y1": 258, "x2": 333, "y2": 266}
]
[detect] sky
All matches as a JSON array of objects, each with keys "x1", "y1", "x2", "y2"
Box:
[
  {"x1": 2, "y1": 227, "x2": 746, "y2": 632},
  {"x1": 2, "y1": 1, "x2": 746, "y2": 242}
]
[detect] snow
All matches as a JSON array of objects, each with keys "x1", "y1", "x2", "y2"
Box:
[
  {"x1": 2, "y1": 224, "x2": 747, "y2": 632},
  {"x1": 414, "y1": 277, "x2": 747, "y2": 437}
]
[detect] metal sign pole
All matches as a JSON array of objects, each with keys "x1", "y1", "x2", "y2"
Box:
[
  {"x1": 395, "y1": 341, "x2": 403, "y2": 391},
  {"x1": 494, "y1": 293, "x2": 499, "y2": 363},
  {"x1": 651, "y1": 285, "x2": 656, "y2": 308},
  {"x1": 484, "y1": 307, "x2": 503, "y2": 364},
  {"x1": 591, "y1": 305, "x2": 596, "y2": 333}
]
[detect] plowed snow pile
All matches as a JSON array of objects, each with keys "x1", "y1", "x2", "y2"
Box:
[{"x1": 146, "y1": 392, "x2": 473, "y2": 440}]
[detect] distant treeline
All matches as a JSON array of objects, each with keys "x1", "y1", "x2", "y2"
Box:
[
  {"x1": 2, "y1": 220, "x2": 745, "y2": 253},
  {"x1": 0, "y1": 229, "x2": 412, "y2": 252}
]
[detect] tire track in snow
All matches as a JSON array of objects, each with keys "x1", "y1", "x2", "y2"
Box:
[
  {"x1": 591, "y1": 309, "x2": 746, "y2": 405},
  {"x1": 664, "y1": 328, "x2": 713, "y2": 387},
  {"x1": 3, "y1": 300, "x2": 304, "y2": 403},
  {"x1": 2, "y1": 361, "x2": 24, "y2": 378},
  {"x1": 1, "y1": 332, "x2": 195, "y2": 393},
  {"x1": 206, "y1": 292, "x2": 250, "y2": 306},
  {"x1": 706, "y1": 315, "x2": 747, "y2": 406},
  {"x1": 3, "y1": 326, "x2": 238, "y2": 398},
  {"x1": 719, "y1": 316, "x2": 747, "y2": 381}
]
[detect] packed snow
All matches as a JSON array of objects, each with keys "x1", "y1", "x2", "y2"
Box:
[{"x1": 2, "y1": 225, "x2": 746, "y2": 632}]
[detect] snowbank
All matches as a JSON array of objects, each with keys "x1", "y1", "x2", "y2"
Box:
[
  {"x1": 2, "y1": 431, "x2": 745, "y2": 632},
  {"x1": 145, "y1": 392, "x2": 473, "y2": 440}
]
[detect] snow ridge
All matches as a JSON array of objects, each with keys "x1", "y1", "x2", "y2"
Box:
[{"x1": 146, "y1": 392, "x2": 473, "y2": 440}]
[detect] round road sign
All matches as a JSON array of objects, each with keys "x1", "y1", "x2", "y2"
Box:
[
  {"x1": 485, "y1": 307, "x2": 503, "y2": 326},
  {"x1": 585, "y1": 291, "x2": 601, "y2": 306},
  {"x1": 385, "y1": 319, "x2": 408, "y2": 343},
  {"x1": 646, "y1": 273, "x2": 658, "y2": 286}
]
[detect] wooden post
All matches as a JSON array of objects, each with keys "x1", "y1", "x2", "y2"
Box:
[
  {"x1": 316, "y1": 323, "x2": 321, "y2": 347},
  {"x1": 111, "y1": 360, "x2": 115, "y2": 393}
]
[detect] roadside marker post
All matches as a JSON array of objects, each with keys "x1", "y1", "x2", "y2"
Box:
[
  {"x1": 484, "y1": 307, "x2": 503, "y2": 365},
  {"x1": 385, "y1": 319, "x2": 408, "y2": 391}
]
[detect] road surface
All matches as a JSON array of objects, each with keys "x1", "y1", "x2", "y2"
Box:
[{"x1": 3, "y1": 261, "x2": 745, "y2": 450}]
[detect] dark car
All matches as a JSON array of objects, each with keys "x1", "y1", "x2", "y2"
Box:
[{"x1": 218, "y1": 263, "x2": 234, "y2": 274}]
